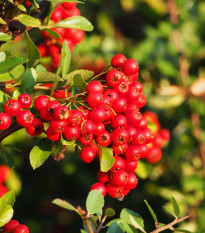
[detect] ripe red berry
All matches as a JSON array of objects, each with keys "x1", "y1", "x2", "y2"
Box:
[
  {"x1": 97, "y1": 171, "x2": 110, "y2": 183},
  {"x1": 94, "y1": 122, "x2": 105, "y2": 135},
  {"x1": 146, "y1": 147, "x2": 162, "y2": 163},
  {"x1": 0, "y1": 165, "x2": 11, "y2": 183},
  {"x1": 81, "y1": 119, "x2": 95, "y2": 134},
  {"x1": 124, "y1": 160, "x2": 138, "y2": 172},
  {"x1": 26, "y1": 118, "x2": 44, "y2": 136},
  {"x1": 16, "y1": 110, "x2": 34, "y2": 127},
  {"x1": 46, "y1": 100, "x2": 61, "y2": 117},
  {"x1": 112, "y1": 97, "x2": 127, "y2": 113},
  {"x1": 46, "y1": 127, "x2": 61, "y2": 141},
  {"x1": 4, "y1": 99, "x2": 21, "y2": 116},
  {"x1": 13, "y1": 224, "x2": 29, "y2": 233},
  {"x1": 0, "y1": 113, "x2": 11, "y2": 130},
  {"x1": 111, "y1": 114, "x2": 127, "y2": 128},
  {"x1": 126, "y1": 126, "x2": 137, "y2": 143},
  {"x1": 112, "y1": 143, "x2": 128, "y2": 155},
  {"x1": 78, "y1": 133, "x2": 93, "y2": 145},
  {"x1": 160, "y1": 129, "x2": 170, "y2": 141},
  {"x1": 87, "y1": 81, "x2": 103, "y2": 93},
  {"x1": 34, "y1": 95, "x2": 50, "y2": 112},
  {"x1": 18, "y1": 94, "x2": 32, "y2": 109},
  {"x1": 110, "y1": 156, "x2": 125, "y2": 172},
  {"x1": 115, "y1": 81, "x2": 129, "y2": 96},
  {"x1": 90, "y1": 182, "x2": 107, "y2": 197},
  {"x1": 87, "y1": 92, "x2": 103, "y2": 108},
  {"x1": 62, "y1": 2, "x2": 77, "y2": 10},
  {"x1": 96, "y1": 131, "x2": 111, "y2": 147},
  {"x1": 0, "y1": 184, "x2": 9, "y2": 197},
  {"x1": 126, "y1": 109, "x2": 142, "y2": 126},
  {"x1": 106, "y1": 69, "x2": 123, "y2": 87},
  {"x1": 50, "y1": 119, "x2": 67, "y2": 134},
  {"x1": 111, "y1": 128, "x2": 129, "y2": 145},
  {"x1": 54, "y1": 105, "x2": 70, "y2": 120},
  {"x1": 111, "y1": 170, "x2": 128, "y2": 187},
  {"x1": 123, "y1": 59, "x2": 139, "y2": 76},
  {"x1": 124, "y1": 173, "x2": 138, "y2": 190},
  {"x1": 80, "y1": 146, "x2": 96, "y2": 163},
  {"x1": 90, "y1": 108, "x2": 106, "y2": 122},
  {"x1": 64, "y1": 126, "x2": 80, "y2": 140},
  {"x1": 153, "y1": 135, "x2": 164, "y2": 148},
  {"x1": 3, "y1": 220, "x2": 19, "y2": 232},
  {"x1": 103, "y1": 89, "x2": 118, "y2": 104},
  {"x1": 111, "y1": 54, "x2": 127, "y2": 68},
  {"x1": 125, "y1": 145, "x2": 142, "y2": 162},
  {"x1": 107, "y1": 182, "x2": 124, "y2": 199},
  {"x1": 67, "y1": 110, "x2": 83, "y2": 126},
  {"x1": 40, "y1": 106, "x2": 52, "y2": 122},
  {"x1": 50, "y1": 6, "x2": 63, "y2": 22}
]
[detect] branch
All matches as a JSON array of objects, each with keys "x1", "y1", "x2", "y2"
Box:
[
  {"x1": 94, "y1": 215, "x2": 107, "y2": 233},
  {"x1": 150, "y1": 215, "x2": 190, "y2": 233},
  {"x1": 0, "y1": 121, "x2": 22, "y2": 143},
  {"x1": 77, "y1": 207, "x2": 94, "y2": 233}
]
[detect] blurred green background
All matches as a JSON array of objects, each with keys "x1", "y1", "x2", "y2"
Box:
[{"x1": 1, "y1": 0, "x2": 205, "y2": 232}]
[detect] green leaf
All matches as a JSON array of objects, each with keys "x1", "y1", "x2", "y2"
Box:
[
  {"x1": 175, "y1": 229, "x2": 193, "y2": 233},
  {"x1": 0, "y1": 18, "x2": 6, "y2": 25},
  {"x1": 0, "y1": 191, "x2": 15, "y2": 207},
  {"x1": 26, "y1": 31, "x2": 40, "y2": 68},
  {"x1": 107, "y1": 221, "x2": 124, "y2": 233},
  {"x1": 63, "y1": 69, "x2": 94, "y2": 86},
  {"x1": 19, "y1": 68, "x2": 37, "y2": 94},
  {"x1": 123, "y1": 223, "x2": 134, "y2": 233},
  {"x1": 17, "y1": 4, "x2": 27, "y2": 12},
  {"x1": 105, "y1": 208, "x2": 115, "y2": 217},
  {"x1": 0, "y1": 203, "x2": 13, "y2": 228},
  {"x1": 35, "y1": 64, "x2": 47, "y2": 72},
  {"x1": 0, "y1": 149, "x2": 14, "y2": 169},
  {"x1": 47, "y1": 16, "x2": 94, "y2": 32},
  {"x1": 52, "y1": 198, "x2": 76, "y2": 211},
  {"x1": 61, "y1": 137, "x2": 76, "y2": 152},
  {"x1": 50, "y1": 73, "x2": 58, "y2": 97},
  {"x1": 0, "y1": 65, "x2": 25, "y2": 82},
  {"x1": 99, "y1": 147, "x2": 115, "y2": 172},
  {"x1": 81, "y1": 229, "x2": 87, "y2": 233},
  {"x1": 0, "y1": 32, "x2": 12, "y2": 42},
  {"x1": 41, "y1": 28, "x2": 61, "y2": 39},
  {"x1": 120, "y1": 208, "x2": 145, "y2": 233},
  {"x1": 0, "y1": 52, "x2": 6, "y2": 62},
  {"x1": 37, "y1": 71, "x2": 62, "y2": 82},
  {"x1": 86, "y1": 190, "x2": 104, "y2": 215},
  {"x1": 61, "y1": 42, "x2": 71, "y2": 77},
  {"x1": 144, "y1": 200, "x2": 158, "y2": 223},
  {"x1": 30, "y1": 138, "x2": 52, "y2": 170},
  {"x1": 163, "y1": 206, "x2": 177, "y2": 218},
  {"x1": 0, "y1": 57, "x2": 27, "y2": 74},
  {"x1": 73, "y1": 74, "x2": 87, "y2": 92},
  {"x1": 17, "y1": 14, "x2": 41, "y2": 27},
  {"x1": 32, "y1": 0, "x2": 39, "y2": 8},
  {"x1": 171, "y1": 196, "x2": 180, "y2": 217},
  {"x1": 45, "y1": 1, "x2": 54, "y2": 25}
]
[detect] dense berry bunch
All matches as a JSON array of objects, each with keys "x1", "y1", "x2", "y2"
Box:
[
  {"x1": 1, "y1": 219, "x2": 29, "y2": 233},
  {"x1": 0, "y1": 55, "x2": 164, "y2": 199},
  {"x1": 38, "y1": 3, "x2": 84, "y2": 69},
  {"x1": 0, "y1": 165, "x2": 10, "y2": 198},
  {"x1": 143, "y1": 111, "x2": 170, "y2": 163}
]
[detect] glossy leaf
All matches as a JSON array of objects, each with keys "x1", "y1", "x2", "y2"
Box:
[
  {"x1": 0, "y1": 191, "x2": 15, "y2": 207},
  {"x1": 0, "y1": 204, "x2": 13, "y2": 228},
  {"x1": 47, "y1": 16, "x2": 94, "y2": 32},
  {"x1": 26, "y1": 32, "x2": 40, "y2": 68},
  {"x1": 86, "y1": 190, "x2": 104, "y2": 215},
  {"x1": 17, "y1": 4, "x2": 26, "y2": 12},
  {"x1": 17, "y1": 14, "x2": 41, "y2": 27},
  {"x1": 30, "y1": 138, "x2": 52, "y2": 170},
  {"x1": 0, "y1": 32, "x2": 12, "y2": 41},
  {"x1": 0, "y1": 65, "x2": 25, "y2": 82}
]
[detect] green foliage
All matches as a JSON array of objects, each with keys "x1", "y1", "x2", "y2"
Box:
[
  {"x1": 52, "y1": 198, "x2": 76, "y2": 211},
  {"x1": 19, "y1": 68, "x2": 37, "y2": 94},
  {"x1": 99, "y1": 146, "x2": 115, "y2": 172},
  {"x1": 86, "y1": 190, "x2": 104, "y2": 215},
  {"x1": 144, "y1": 200, "x2": 158, "y2": 223}
]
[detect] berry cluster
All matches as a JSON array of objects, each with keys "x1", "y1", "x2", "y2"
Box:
[
  {"x1": 143, "y1": 111, "x2": 170, "y2": 163},
  {"x1": 1, "y1": 220, "x2": 29, "y2": 233},
  {"x1": 0, "y1": 54, "x2": 161, "y2": 199},
  {"x1": 0, "y1": 165, "x2": 10, "y2": 198},
  {"x1": 38, "y1": 2, "x2": 84, "y2": 69}
]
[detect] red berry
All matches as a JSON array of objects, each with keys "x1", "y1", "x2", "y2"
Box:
[
  {"x1": 110, "y1": 156, "x2": 125, "y2": 172},
  {"x1": 81, "y1": 119, "x2": 95, "y2": 134},
  {"x1": 87, "y1": 81, "x2": 103, "y2": 93},
  {"x1": 40, "y1": 106, "x2": 52, "y2": 122},
  {"x1": 111, "y1": 54, "x2": 127, "y2": 68},
  {"x1": 125, "y1": 145, "x2": 142, "y2": 162},
  {"x1": 96, "y1": 131, "x2": 111, "y2": 147},
  {"x1": 0, "y1": 113, "x2": 11, "y2": 130},
  {"x1": 87, "y1": 92, "x2": 103, "y2": 108},
  {"x1": 0, "y1": 165, "x2": 11, "y2": 183},
  {"x1": 97, "y1": 171, "x2": 110, "y2": 183},
  {"x1": 46, "y1": 101, "x2": 61, "y2": 117},
  {"x1": 124, "y1": 160, "x2": 138, "y2": 172},
  {"x1": 13, "y1": 224, "x2": 29, "y2": 233},
  {"x1": 46, "y1": 127, "x2": 61, "y2": 141},
  {"x1": 160, "y1": 129, "x2": 170, "y2": 141},
  {"x1": 106, "y1": 69, "x2": 123, "y2": 87},
  {"x1": 80, "y1": 146, "x2": 96, "y2": 163},
  {"x1": 126, "y1": 126, "x2": 137, "y2": 143},
  {"x1": 4, "y1": 99, "x2": 21, "y2": 116},
  {"x1": 38, "y1": 43, "x2": 48, "y2": 57},
  {"x1": 103, "y1": 89, "x2": 118, "y2": 104},
  {"x1": 50, "y1": 119, "x2": 67, "y2": 134},
  {"x1": 26, "y1": 118, "x2": 44, "y2": 136},
  {"x1": 153, "y1": 135, "x2": 164, "y2": 148},
  {"x1": 112, "y1": 97, "x2": 127, "y2": 113},
  {"x1": 54, "y1": 105, "x2": 70, "y2": 120},
  {"x1": 94, "y1": 122, "x2": 105, "y2": 135},
  {"x1": 146, "y1": 147, "x2": 162, "y2": 163},
  {"x1": 90, "y1": 182, "x2": 107, "y2": 197},
  {"x1": 135, "y1": 93, "x2": 146, "y2": 109},
  {"x1": 62, "y1": 2, "x2": 77, "y2": 10},
  {"x1": 64, "y1": 126, "x2": 80, "y2": 140},
  {"x1": 50, "y1": 6, "x2": 63, "y2": 22},
  {"x1": 78, "y1": 133, "x2": 93, "y2": 145},
  {"x1": 0, "y1": 184, "x2": 9, "y2": 197},
  {"x1": 123, "y1": 59, "x2": 139, "y2": 76},
  {"x1": 3, "y1": 220, "x2": 19, "y2": 232},
  {"x1": 49, "y1": 44, "x2": 61, "y2": 57},
  {"x1": 115, "y1": 81, "x2": 129, "y2": 96},
  {"x1": 107, "y1": 182, "x2": 124, "y2": 199},
  {"x1": 124, "y1": 173, "x2": 138, "y2": 189},
  {"x1": 34, "y1": 95, "x2": 50, "y2": 112},
  {"x1": 90, "y1": 108, "x2": 106, "y2": 122},
  {"x1": 111, "y1": 114, "x2": 127, "y2": 128},
  {"x1": 112, "y1": 143, "x2": 128, "y2": 155},
  {"x1": 16, "y1": 110, "x2": 34, "y2": 127},
  {"x1": 67, "y1": 110, "x2": 83, "y2": 126},
  {"x1": 111, "y1": 170, "x2": 128, "y2": 187},
  {"x1": 111, "y1": 128, "x2": 129, "y2": 145},
  {"x1": 18, "y1": 94, "x2": 32, "y2": 109},
  {"x1": 126, "y1": 109, "x2": 142, "y2": 126}
]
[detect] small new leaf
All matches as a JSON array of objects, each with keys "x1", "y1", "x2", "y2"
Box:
[
  {"x1": 52, "y1": 198, "x2": 76, "y2": 211},
  {"x1": 163, "y1": 206, "x2": 177, "y2": 218},
  {"x1": 105, "y1": 208, "x2": 115, "y2": 217},
  {"x1": 41, "y1": 28, "x2": 61, "y2": 39},
  {"x1": 171, "y1": 196, "x2": 180, "y2": 217},
  {"x1": 86, "y1": 190, "x2": 104, "y2": 215},
  {"x1": 144, "y1": 200, "x2": 158, "y2": 223}
]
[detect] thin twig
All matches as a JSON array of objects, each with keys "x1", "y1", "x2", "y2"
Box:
[
  {"x1": 150, "y1": 215, "x2": 190, "y2": 233},
  {"x1": 94, "y1": 215, "x2": 107, "y2": 233}
]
